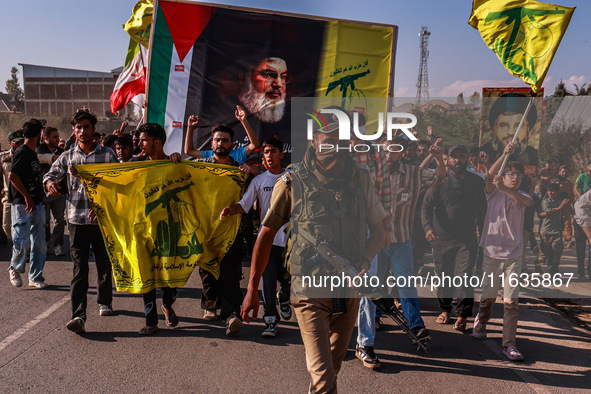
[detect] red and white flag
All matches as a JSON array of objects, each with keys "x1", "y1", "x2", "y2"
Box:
[{"x1": 110, "y1": 40, "x2": 148, "y2": 114}]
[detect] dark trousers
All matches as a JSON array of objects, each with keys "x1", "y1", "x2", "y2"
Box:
[
  {"x1": 142, "y1": 287, "x2": 177, "y2": 326},
  {"x1": 261, "y1": 245, "x2": 290, "y2": 320},
  {"x1": 537, "y1": 233, "x2": 563, "y2": 272},
  {"x1": 431, "y1": 239, "x2": 476, "y2": 318},
  {"x1": 69, "y1": 224, "x2": 112, "y2": 321},
  {"x1": 199, "y1": 267, "x2": 220, "y2": 311},
  {"x1": 199, "y1": 233, "x2": 244, "y2": 319}
]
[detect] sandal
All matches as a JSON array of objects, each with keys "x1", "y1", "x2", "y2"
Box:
[
  {"x1": 161, "y1": 305, "x2": 179, "y2": 328},
  {"x1": 138, "y1": 324, "x2": 159, "y2": 335},
  {"x1": 436, "y1": 313, "x2": 450, "y2": 324},
  {"x1": 502, "y1": 346, "x2": 525, "y2": 361},
  {"x1": 454, "y1": 317, "x2": 467, "y2": 331}
]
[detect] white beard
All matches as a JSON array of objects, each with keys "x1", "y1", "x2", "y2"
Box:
[{"x1": 239, "y1": 79, "x2": 285, "y2": 123}]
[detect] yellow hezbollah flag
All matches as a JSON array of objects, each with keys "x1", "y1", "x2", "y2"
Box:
[
  {"x1": 316, "y1": 21, "x2": 394, "y2": 133},
  {"x1": 77, "y1": 160, "x2": 247, "y2": 293},
  {"x1": 123, "y1": 0, "x2": 153, "y2": 48},
  {"x1": 469, "y1": 0, "x2": 575, "y2": 93}
]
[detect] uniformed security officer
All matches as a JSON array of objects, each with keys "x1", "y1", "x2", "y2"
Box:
[{"x1": 241, "y1": 114, "x2": 386, "y2": 393}]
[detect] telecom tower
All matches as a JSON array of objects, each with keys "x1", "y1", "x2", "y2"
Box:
[{"x1": 416, "y1": 26, "x2": 431, "y2": 105}]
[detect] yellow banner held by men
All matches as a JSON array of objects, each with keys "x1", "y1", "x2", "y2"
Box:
[
  {"x1": 469, "y1": 0, "x2": 575, "y2": 93},
  {"x1": 123, "y1": 0, "x2": 153, "y2": 48},
  {"x1": 77, "y1": 160, "x2": 247, "y2": 293}
]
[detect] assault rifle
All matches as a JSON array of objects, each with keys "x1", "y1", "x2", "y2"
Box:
[{"x1": 316, "y1": 241, "x2": 430, "y2": 353}]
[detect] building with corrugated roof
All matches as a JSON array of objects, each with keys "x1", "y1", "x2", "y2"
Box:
[
  {"x1": 548, "y1": 96, "x2": 591, "y2": 133},
  {"x1": 18, "y1": 63, "x2": 133, "y2": 119}
]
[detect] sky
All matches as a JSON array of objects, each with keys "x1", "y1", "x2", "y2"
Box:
[{"x1": 1, "y1": 0, "x2": 589, "y2": 99}]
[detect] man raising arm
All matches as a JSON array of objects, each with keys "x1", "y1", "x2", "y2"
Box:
[{"x1": 184, "y1": 105, "x2": 259, "y2": 162}]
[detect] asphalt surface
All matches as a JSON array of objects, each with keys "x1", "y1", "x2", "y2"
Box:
[{"x1": 0, "y1": 239, "x2": 590, "y2": 393}]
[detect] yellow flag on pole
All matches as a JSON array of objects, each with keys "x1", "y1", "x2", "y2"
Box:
[
  {"x1": 123, "y1": 0, "x2": 153, "y2": 48},
  {"x1": 77, "y1": 160, "x2": 247, "y2": 293},
  {"x1": 469, "y1": 0, "x2": 575, "y2": 93}
]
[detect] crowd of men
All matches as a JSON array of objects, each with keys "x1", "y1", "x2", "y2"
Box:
[{"x1": 2, "y1": 104, "x2": 591, "y2": 393}]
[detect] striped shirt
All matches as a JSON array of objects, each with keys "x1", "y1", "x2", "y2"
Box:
[
  {"x1": 353, "y1": 149, "x2": 391, "y2": 212},
  {"x1": 388, "y1": 162, "x2": 443, "y2": 244},
  {"x1": 43, "y1": 143, "x2": 118, "y2": 225}
]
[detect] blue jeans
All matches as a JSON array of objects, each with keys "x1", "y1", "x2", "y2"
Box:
[
  {"x1": 357, "y1": 238, "x2": 425, "y2": 346},
  {"x1": 9, "y1": 203, "x2": 46, "y2": 282}
]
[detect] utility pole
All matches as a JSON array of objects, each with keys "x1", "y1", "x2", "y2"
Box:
[{"x1": 416, "y1": 26, "x2": 431, "y2": 105}]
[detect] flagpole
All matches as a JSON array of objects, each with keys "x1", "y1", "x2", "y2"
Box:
[{"x1": 498, "y1": 95, "x2": 535, "y2": 175}]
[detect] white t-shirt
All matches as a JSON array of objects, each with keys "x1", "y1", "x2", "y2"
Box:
[
  {"x1": 239, "y1": 169, "x2": 291, "y2": 247},
  {"x1": 480, "y1": 187, "x2": 531, "y2": 259}
]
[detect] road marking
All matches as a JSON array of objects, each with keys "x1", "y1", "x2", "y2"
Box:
[
  {"x1": 482, "y1": 340, "x2": 552, "y2": 394},
  {"x1": 0, "y1": 294, "x2": 69, "y2": 352}
]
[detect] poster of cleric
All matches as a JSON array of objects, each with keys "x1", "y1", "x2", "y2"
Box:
[
  {"x1": 146, "y1": 0, "x2": 396, "y2": 163},
  {"x1": 478, "y1": 87, "x2": 544, "y2": 176}
]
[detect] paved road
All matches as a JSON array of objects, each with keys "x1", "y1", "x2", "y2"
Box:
[{"x1": 0, "y1": 240, "x2": 590, "y2": 393}]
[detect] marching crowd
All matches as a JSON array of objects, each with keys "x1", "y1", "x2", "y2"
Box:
[{"x1": 2, "y1": 106, "x2": 591, "y2": 393}]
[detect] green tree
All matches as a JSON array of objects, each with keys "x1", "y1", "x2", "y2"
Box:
[
  {"x1": 543, "y1": 80, "x2": 566, "y2": 129},
  {"x1": 469, "y1": 91, "x2": 481, "y2": 106},
  {"x1": 457, "y1": 92, "x2": 465, "y2": 105},
  {"x1": 553, "y1": 80, "x2": 567, "y2": 97},
  {"x1": 411, "y1": 106, "x2": 480, "y2": 149},
  {"x1": 574, "y1": 83, "x2": 589, "y2": 96},
  {"x1": 539, "y1": 123, "x2": 590, "y2": 178},
  {"x1": 5, "y1": 66, "x2": 24, "y2": 101}
]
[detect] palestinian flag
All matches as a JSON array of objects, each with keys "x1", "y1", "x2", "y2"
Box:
[{"x1": 147, "y1": 0, "x2": 397, "y2": 157}]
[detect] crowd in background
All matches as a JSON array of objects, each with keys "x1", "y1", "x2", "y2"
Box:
[{"x1": 2, "y1": 108, "x2": 591, "y2": 390}]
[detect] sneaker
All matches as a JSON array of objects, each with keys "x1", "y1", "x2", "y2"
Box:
[
  {"x1": 54, "y1": 244, "x2": 65, "y2": 256},
  {"x1": 28, "y1": 280, "x2": 48, "y2": 289},
  {"x1": 472, "y1": 315, "x2": 487, "y2": 340},
  {"x1": 203, "y1": 309, "x2": 218, "y2": 321},
  {"x1": 277, "y1": 291, "x2": 292, "y2": 320},
  {"x1": 261, "y1": 316, "x2": 278, "y2": 337},
  {"x1": 99, "y1": 304, "x2": 113, "y2": 316},
  {"x1": 279, "y1": 303, "x2": 292, "y2": 321},
  {"x1": 411, "y1": 326, "x2": 432, "y2": 343},
  {"x1": 161, "y1": 305, "x2": 179, "y2": 328},
  {"x1": 138, "y1": 324, "x2": 159, "y2": 335},
  {"x1": 225, "y1": 313, "x2": 244, "y2": 336},
  {"x1": 66, "y1": 317, "x2": 85, "y2": 333},
  {"x1": 502, "y1": 345, "x2": 525, "y2": 361},
  {"x1": 355, "y1": 344, "x2": 381, "y2": 369},
  {"x1": 9, "y1": 270, "x2": 22, "y2": 287}
]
